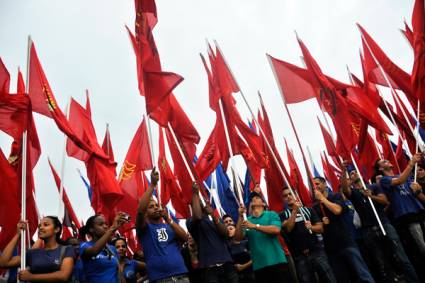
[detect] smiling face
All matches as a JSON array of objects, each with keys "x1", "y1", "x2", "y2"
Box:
[{"x1": 38, "y1": 217, "x2": 59, "y2": 240}]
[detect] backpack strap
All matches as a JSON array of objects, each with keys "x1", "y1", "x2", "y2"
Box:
[{"x1": 59, "y1": 245, "x2": 67, "y2": 263}]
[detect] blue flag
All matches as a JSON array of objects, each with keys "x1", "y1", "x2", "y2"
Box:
[{"x1": 78, "y1": 169, "x2": 93, "y2": 202}]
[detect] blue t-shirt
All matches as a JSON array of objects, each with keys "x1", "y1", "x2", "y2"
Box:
[
  {"x1": 186, "y1": 216, "x2": 233, "y2": 268},
  {"x1": 80, "y1": 241, "x2": 119, "y2": 283},
  {"x1": 122, "y1": 258, "x2": 138, "y2": 283},
  {"x1": 26, "y1": 245, "x2": 74, "y2": 275},
  {"x1": 137, "y1": 223, "x2": 187, "y2": 281},
  {"x1": 380, "y1": 175, "x2": 424, "y2": 219}
]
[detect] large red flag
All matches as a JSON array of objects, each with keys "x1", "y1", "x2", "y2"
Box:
[
  {"x1": 47, "y1": 159, "x2": 81, "y2": 230},
  {"x1": 195, "y1": 123, "x2": 222, "y2": 181},
  {"x1": 66, "y1": 98, "x2": 104, "y2": 162},
  {"x1": 411, "y1": 0, "x2": 425, "y2": 103},
  {"x1": 358, "y1": 24, "x2": 414, "y2": 105},
  {"x1": 29, "y1": 43, "x2": 96, "y2": 157},
  {"x1": 116, "y1": 118, "x2": 153, "y2": 227},
  {"x1": 356, "y1": 129, "x2": 380, "y2": 182}
]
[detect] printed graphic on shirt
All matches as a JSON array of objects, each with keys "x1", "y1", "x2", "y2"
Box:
[{"x1": 156, "y1": 228, "x2": 169, "y2": 242}]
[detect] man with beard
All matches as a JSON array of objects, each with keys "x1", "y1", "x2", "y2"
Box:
[{"x1": 136, "y1": 168, "x2": 190, "y2": 283}]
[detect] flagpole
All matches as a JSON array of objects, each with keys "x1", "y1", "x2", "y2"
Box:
[
  {"x1": 57, "y1": 99, "x2": 71, "y2": 219},
  {"x1": 20, "y1": 35, "x2": 32, "y2": 278},
  {"x1": 358, "y1": 28, "x2": 422, "y2": 152},
  {"x1": 415, "y1": 100, "x2": 420, "y2": 182},
  {"x1": 106, "y1": 123, "x2": 111, "y2": 158},
  {"x1": 350, "y1": 153, "x2": 386, "y2": 235},
  {"x1": 166, "y1": 124, "x2": 211, "y2": 218}
]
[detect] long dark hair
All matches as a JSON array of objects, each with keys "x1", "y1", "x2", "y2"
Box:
[
  {"x1": 79, "y1": 214, "x2": 101, "y2": 241},
  {"x1": 44, "y1": 216, "x2": 66, "y2": 245}
]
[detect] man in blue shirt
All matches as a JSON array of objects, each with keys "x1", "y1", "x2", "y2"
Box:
[
  {"x1": 136, "y1": 168, "x2": 190, "y2": 283},
  {"x1": 186, "y1": 182, "x2": 238, "y2": 283},
  {"x1": 376, "y1": 154, "x2": 425, "y2": 259},
  {"x1": 313, "y1": 177, "x2": 375, "y2": 283}
]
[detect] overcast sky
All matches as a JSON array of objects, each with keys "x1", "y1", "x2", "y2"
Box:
[{"x1": 0, "y1": 0, "x2": 414, "y2": 222}]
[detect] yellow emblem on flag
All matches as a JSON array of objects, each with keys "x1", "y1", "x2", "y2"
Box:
[{"x1": 119, "y1": 160, "x2": 137, "y2": 181}]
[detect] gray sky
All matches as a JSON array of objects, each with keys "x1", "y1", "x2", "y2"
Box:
[{"x1": 0, "y1": 0, "x2": 414, "y2": 222}]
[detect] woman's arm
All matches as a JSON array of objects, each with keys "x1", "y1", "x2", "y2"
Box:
[
  {"x1": 0, "y1": 220, "x2": 27, "y2": 267},
  {"x1": 18, "y1": 257, "x2": 74, "y2": 282}
]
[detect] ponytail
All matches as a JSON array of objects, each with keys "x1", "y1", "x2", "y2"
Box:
[{"x1": 79, "y1": 214, "x2": 101, "y2": 241}]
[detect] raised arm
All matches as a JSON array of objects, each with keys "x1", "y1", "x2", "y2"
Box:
[
  {"x1": 235, "y1": 205, "x2": 246, "y2": 241},
  {"x1": 391, "y1": 154, "x2": 421, "y2": 186},
  {"x1": 136, "y1": 168, "x2": 159, "y2": 231},
  {"x1": 81, "y1": 213, "x2": 126, "y2": 260},
  {"x1": 314, "y1": 190, "x2": 342, "y2": 215},
  {"x1": 282, "y1": 202, "x2": 301, "y2": 233},
  {"x1": 161, "y1": 209, "x2": 188, "y2": 242},
  {"x1": 204, "y1": 202, "x2": 227, "y2": 238},
  {"x1": 190, "y1": 182, "x2": 203, "y2": 221}
]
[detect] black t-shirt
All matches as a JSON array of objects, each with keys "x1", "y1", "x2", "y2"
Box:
[
  {"x1": 313, "y1": 193, "x2": 355, "y2": 254},
  {"x1": 279, "y1": 207, "x2": 321, "y2": 256},
  {"x1": 229, "y1": 239, "x2": 251, "y2": 265},
  {"x1": 186, "y1": 216, "x2": 233, "y2": 268},
  {"x1": 347, "y1": 184, "x2": 388, "y2": 227}
]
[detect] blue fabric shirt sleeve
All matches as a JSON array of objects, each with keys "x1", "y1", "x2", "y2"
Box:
[
  {"x1": 380, "y1": 176, "x2": 392, "y2": 191},
  {"x1": 79, "y1": 242, "x2": 91, "y2": 259},
  {"x1": 64, "y1": 245, "x2": 75, "y2": 259}
]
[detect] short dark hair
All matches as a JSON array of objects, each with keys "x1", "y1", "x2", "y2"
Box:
[
  {"x1": 222, "y1": 214, "x2": 232, "y2": 221},
  {"x1": 313, "y1": 176, "x2": 326, "y2": 184}
]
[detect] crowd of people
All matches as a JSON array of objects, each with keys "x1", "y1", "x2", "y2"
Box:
[{"x1": 1, "y1": 154, "x2": 425, "y2": 283}]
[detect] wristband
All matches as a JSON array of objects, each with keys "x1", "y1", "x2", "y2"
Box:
[{"x1": 256, "y1": 224, "x2": 260, "y2": 228}]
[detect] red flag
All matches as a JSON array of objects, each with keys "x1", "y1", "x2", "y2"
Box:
[
  {"x1": 317, "y1": 118, "x2": 338, "y2": 158},
  {"x1": 126, "y1": 26, "x2": 183, "y2": 116},
  {"x1": 345, "y1": 87, "x2": 392, "y2": 134},
  {"x1": 47, "y1": 159, "x2": 81, "y2": 229},
  {"x1": 0, "y1": 58, "x2": 10, "y2": 94},
  {"x1": 195, "y1": 124, "x2": 222, "y2": 181},
  {"x1": 358, "y1": 24, "x2": 414, "y2": 106},
  {"x1": 134, "y1": 0, "x2": 158, "y2": 32},
  {"x1": 0, "y1": 92, "x2": 30, "y2": 141},
  {"x1": 321, "y1": 153, "x2": 340, "y2": 193},
  {"x1": 102, "y1": 124, "x2": 115, "y2": 166},
  {"x1": 411, "y1": 0, "x2": 425, "y2": 102},
  {"x1": 66, "y1": 98, "x2": 104, "y2": 162},
  {"x1": 29, "y1": 43, "x2": 95, "y2": 157},
  {"x1": 267, "y1": 55, "x2": 317, "y2": 104},
  {"x1": 284, "y1": 140, "x2": 312, "y2": 207},
  {"x1": 357, "y1": 129, "x2": 380, "y2": 181},
  {"x1": 17, "y1": 69, "x2": 25, "y2": 94}
]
